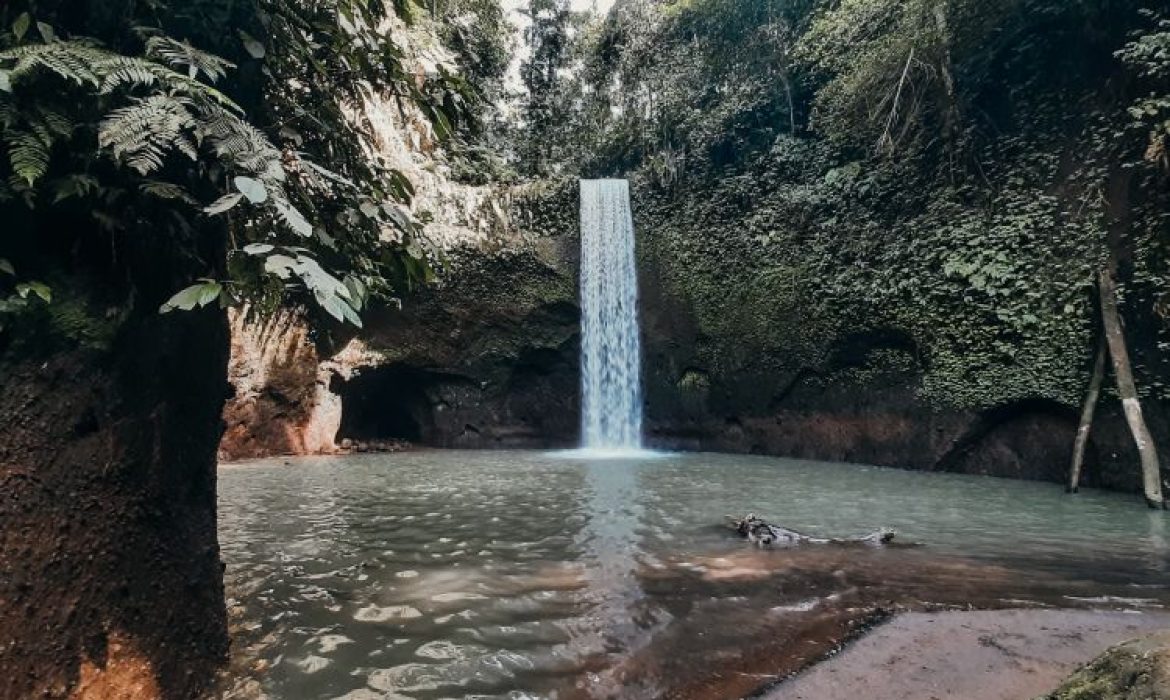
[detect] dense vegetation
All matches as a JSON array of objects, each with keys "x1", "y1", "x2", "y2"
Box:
[
  {"x1": 514, "y1": 0, "x2": 1170, "y2": 410},
  {"x1": 0, "y1": 0, "x2": 479, "y2": 348}
]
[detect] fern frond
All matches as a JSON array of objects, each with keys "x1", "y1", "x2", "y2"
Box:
[
  {"x1": 139, "y1": 179, "x2": 199, "y2": 205},
  {"x1": 34, "y1": 107, "x2": 74, "y2": 137},
  {"x1": 5, "y1": 129, "x2": 50, "y2": 185},
  {"x1": 0, "y1": 100, "x2": 17, "y2": 129},
  {"x1": 0, "y1": 43, "x2": 102, "y2": 87},
  {"x1": 0, "y1": 42, "x2": 242, "y2": 114},
  {"x1": 51, "y1": 173, "x2": 100, "y2": 203},
  {"x1": 167, "y1": 72, "x2": 242, "y2": 112},
  {"x1": 95, "y1": 55, "x2": 240, "y2": 112},
  {"x1": 145, "y1": 36, "x2": 235, "y2": 83},
  {"x1": 196, "y1": 107, "x2": 281, "y2": 172},
  {"x1": 98, "y1": 95, "x2": 197, "y2": 175},
  {"x1": 96, "y1": 55, "x2": 162, "y2": 92},
  {"x1": 269, "y1": 192, "x2": 314, "y2": 238}
]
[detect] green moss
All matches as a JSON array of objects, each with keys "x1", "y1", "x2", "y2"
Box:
[
  {"x1": 1039, "y1": 632, "x2": 1170, "y2": 700},
  {"x1": 630, "y1": 124, "x2": 1106, "y2": 411},
  {"x1": 511, "y1": 178, "x2": 578, "y2": 239},
  {"x1": 441, "y1": 246, "x2": 575, "y2": 310},
  {"x1": 678, "y1": 369, "x2": 711, "y2": 395}
]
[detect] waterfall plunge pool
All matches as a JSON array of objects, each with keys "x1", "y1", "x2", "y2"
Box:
[{"x1": 217, "y1": 450, "x2": 1170, "y2": 699}]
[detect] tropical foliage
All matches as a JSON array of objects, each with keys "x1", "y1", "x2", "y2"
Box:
[
  {"x1": 0, "y1": 0, "x2": 475, "y2": 339},
  {"x1": 517, "y1": 0, "x2": 579, "y2": 176},
  {"x1": 533, "y1": 0, "x2": 1170, "y2": 409}
]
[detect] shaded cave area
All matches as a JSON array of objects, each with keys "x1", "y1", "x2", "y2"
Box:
[
  {"x1": 334, "y1": 365, "x2": 446, "y2": 445},
  {"x1": 331, "y1": 351, "x2": 581, "y2": 450}
]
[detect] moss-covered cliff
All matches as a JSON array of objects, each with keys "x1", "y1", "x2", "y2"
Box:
[{"x1": 223, "y1": 0, "x2": 1170, "y2": 495}]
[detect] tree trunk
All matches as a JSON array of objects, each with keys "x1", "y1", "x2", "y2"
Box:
[
  {"x1": 1068, "y1": 337, "x2": 1106, "y2": 493},
  {"x1": 0, "y1": 304, "x2": 230, "y2": 700},
  {"x1": 0, "y1": 199, "x2": 231, "y2": 698},
  {"x1": 1098, "y1": 265, "x2": 1166, "y2": 509}
]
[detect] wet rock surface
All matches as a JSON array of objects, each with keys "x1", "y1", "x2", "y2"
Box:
[{"x1": 765, "y1": 610, "x2": 1170, "y2": 700}]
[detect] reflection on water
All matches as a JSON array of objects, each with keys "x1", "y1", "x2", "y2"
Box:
[
  {"x1": 217, "y1": 450, "x2": 1170, "y2": 700},
  {"x1": 577, "y1": 460, "x2": 643, "y2": 646}
]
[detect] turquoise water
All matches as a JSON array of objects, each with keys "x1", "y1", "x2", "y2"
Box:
[{"x1": 217, "y1": 450, "x2": 1170, "y2": 699}]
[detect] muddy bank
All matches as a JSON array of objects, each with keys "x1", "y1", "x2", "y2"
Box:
[{"x1": 763, "y1": 609, "x2": 1170, "y2": 700}]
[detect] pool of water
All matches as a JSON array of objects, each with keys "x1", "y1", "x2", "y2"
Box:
[{"x1": 217, "y1": 450, "x2": 1170, "y2": 700}]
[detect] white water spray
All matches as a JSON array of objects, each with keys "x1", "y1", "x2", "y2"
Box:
[{"x1": 579, "y1": 179, "x2": 644, "y2": 451}]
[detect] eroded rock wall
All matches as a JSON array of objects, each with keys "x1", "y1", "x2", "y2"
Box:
[
  {"x1": 219, "y1": 310, "x2": 341, "y2": 461},
  {"x1": 219, "y1": 140, "x2": 579, "y2": 458}
]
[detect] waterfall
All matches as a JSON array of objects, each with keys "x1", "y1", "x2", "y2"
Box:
[{"x1": 579, "y1": 179, "x2": 644, "y2": 451}]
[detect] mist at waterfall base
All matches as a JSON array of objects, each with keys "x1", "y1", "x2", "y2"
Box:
[{"x1": 559, "y1": 179, "x2": 661, "y2": 460}]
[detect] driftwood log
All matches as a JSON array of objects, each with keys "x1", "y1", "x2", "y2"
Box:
[{"x1": 730, "y1": 513, "x2": 896, "y2": 548}]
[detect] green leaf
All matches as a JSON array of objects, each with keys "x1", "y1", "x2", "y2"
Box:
[
  {"x1": 233, "y1": 176, "x2": 267, "y2": 204},
  {"x1": 36, "y1": 22, "x2": 55, "y2": 42},
  {"x1": 263, "y1": 159, "x2": 286, "y2": 182},
  {"x1": 316, "y1": 228, "x2": 337, "y2": 249},
  {"x1": 0, "y1": 71, "x2": 10, "y2": 92},
  {"x1": 16, "y1": 281, "x2": 50, "y2": 303},
  {"x1": 0, "y1": 258, "x2": 13, "y2": 276},
  {"x1": 242, "y1": 243, "x2": 274, "y2": 255},
  {"x1": 383, "y1": 203, "x2": 415, "y2": 233},
  {"x1": 315, "y1": 289, "x2": 363, "y2": 328},
  {"x1": 12, "y1": 13, "x2": 30, "y2": 41},
  {"x1": 239, "y1": 30, "x2": 266, "y2": 59},
  {"x1": 273, "y1": 199, "x2": 313, "y2": 237},
  {"x1": 204, "y1": 192, "x2": 244, "y2": 215},
  {"x1": 160, "y1": 282, "x2": 221, "y2": 312},
  {"x1": 196, "y1": 281, "x2": 223, "y2": 307},
  {"x1": 344, "y1": 276, "x2": 368, "y2": 307},
  {"x1": 338, "y1": 298, "x2": 363, "y2": 327},
  {"x1": 264, "y1": 254, "x2": 298, "y2": 279}
]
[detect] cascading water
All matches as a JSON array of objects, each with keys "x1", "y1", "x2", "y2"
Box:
[{"x1": 579, "y1": 179, "x2": 644, "y2": 452}]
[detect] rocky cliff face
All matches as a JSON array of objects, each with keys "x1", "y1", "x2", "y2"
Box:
[
  {"x1": 222, "y1": 168, "x2": 1164, "y2": 492},
  {"x1": 219, "y1": 310, "x2": 341, "y2": 461},
  {"x1": 219, "y1": 15, "x2": 574, "y2": 460},
  {"x1": 219, "y1": 230, "x2": 579, "y2": 458},
  {"x1": 218, "y1": 89, "x2": 581, "y2": 458}
]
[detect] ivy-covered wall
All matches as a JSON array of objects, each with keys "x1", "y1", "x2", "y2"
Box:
[{"x1": 633, "y1": 133, "x2": 1104, "y2": 414}]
